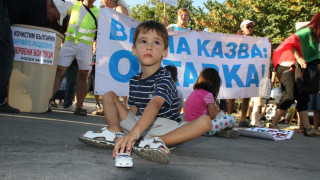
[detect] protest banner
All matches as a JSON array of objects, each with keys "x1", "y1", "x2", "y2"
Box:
[
  {"x1": 240, "y1": 127, "x2": 294, "y2": 141},
  {"x1": 11, "y1": 26, "x2": 56, "y2": 65},
  {"x1": 159, "y1": 0, "x2": 178, "y2": 8},
  {"x1": 95, "y1": 8, "x2": 272, "y2": 99}
]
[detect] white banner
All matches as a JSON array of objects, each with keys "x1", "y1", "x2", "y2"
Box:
[
  {"x1": 240, "y1": 128, "x2": 294, "y2": 141},
  {"x1": 11, "y1": 26, "x2": 56, "y2": 65},
  {"x1": 95, "y1": 8, "x2": 272, "y2": 99},
  {"x1": 159, "y1": 0, "x2": 178, "y2": 7}
]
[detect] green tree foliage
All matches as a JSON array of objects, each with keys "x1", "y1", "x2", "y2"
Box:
[
  {"x1": 194, "y1": 0, "x2": 320, "y2": 45},
  {"x1": 130, "y1": 0, "x2": 203, "y2": 30},
  {"x1": 130, "y1": 0, "x2": 319, "y2": 45}
]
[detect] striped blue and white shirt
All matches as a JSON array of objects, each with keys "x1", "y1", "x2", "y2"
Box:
[{"x1": 128, "y1": 67, "x2": 181, "y2": 122}]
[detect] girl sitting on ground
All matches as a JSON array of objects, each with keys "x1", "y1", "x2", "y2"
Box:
[{"x1": 184, "y1": 68, "x2": 240, "y2": 138}]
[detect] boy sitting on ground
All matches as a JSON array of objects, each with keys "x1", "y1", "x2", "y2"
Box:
[{"x1": 79, "y1": 20, "x2": 212, "y2": 164}]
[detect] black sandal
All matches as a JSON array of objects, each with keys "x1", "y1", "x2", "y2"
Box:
[{"x1": 74, "y1": 107, "x2": 87, "y2": 116}]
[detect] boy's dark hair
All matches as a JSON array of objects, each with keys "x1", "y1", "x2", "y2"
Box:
[
  {"x1": 193, "y1": 68, "x2": 221, "y2": 100},
  {"x1": 164, "y1": 65, "x2": 177, "y2": 82},
  {"x1": 133, "y1": 20, "x2": 169, "y2": 50}
]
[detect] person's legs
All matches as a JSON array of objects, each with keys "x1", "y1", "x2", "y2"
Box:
[
  {"x1": 270, "y1": 66, "x2": 295, "y2": 127},
  {"x1": 51, "y1": 65, "x2": 68, "y2": 102},
  {"x1": 250, "y1": 97, "x2": 264, "y2": 127},
  {"x1": 247, "y1": 98, "x2": 254, "y2": 119},
  {"x1": 63, "y1": 60, "x2": 78, "y2": 108},
  {"x1": 240, "y1": 98, "x2": 250, "y2": 121},
  {"x1": 159, "y1": 115, "x2": 212, "y2": 147},
  {"x1": 102, "y1": 91, "x2": 129, "y2": 132},
  {"x1": 0, "y1": 1, "x2": 19, "y2": 113},
  {"x1": 95, "y1": 95, "x2": 101, "y2": 108},
  {"x1": 314, "y1": 110, "x2": 320, "y2": 130},
  {"x1": 298, "y1": 110, "x2": 320, "y2": 136},
  {"x1": 204, "y1": 115, "x2": 235, "y2": 135},
  {"x1": 260, "y1": 102, "x2": 268, "y2": 120},
  {"x1": 270, "y1": 109, "x2": 287, "y2": 127},
  {"x1": 227, "y1": 99, "x2": 235, "y2": 114},
  {"x1": 75, "y1": 70, "x2": 89, "y2": 109},
  {"x1": 218, "y1": 99, "x2": 227, "y2": 112}
]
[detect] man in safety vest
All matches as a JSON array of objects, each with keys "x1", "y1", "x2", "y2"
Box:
[{"x1": 49, "y1": 0, "x2": 98, "y2": 116}]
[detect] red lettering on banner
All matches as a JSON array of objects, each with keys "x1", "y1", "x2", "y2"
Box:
[
  {"x1": 15, "y1": 47, "x2": 33, "y2": 56},
  {"x1": 33, "y1": 49, "x2": 53, "y2": 59}
]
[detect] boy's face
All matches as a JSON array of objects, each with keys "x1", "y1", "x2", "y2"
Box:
[{"x1": 132, "y1": 29, "x2": 168, "y2": 68}]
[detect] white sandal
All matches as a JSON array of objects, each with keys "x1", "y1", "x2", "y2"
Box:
[
  {"x1": 78, "y1": 127, "x2": 125, "y2": 148},
  {"x1": 133, "y1": 137, "x2": 170, "y2": 164}
]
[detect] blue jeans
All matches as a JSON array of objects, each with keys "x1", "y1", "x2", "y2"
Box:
[
  {"x1": 63, "y1": 59, "x2": 78, "y2": 108},
  {"x1": 0, "y1": 1, "x2": 14, "y2": 103}
]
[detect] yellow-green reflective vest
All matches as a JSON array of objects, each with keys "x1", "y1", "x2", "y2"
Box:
[{"x1": 65, "y1": 1, "x2": 98, "y2": 46}]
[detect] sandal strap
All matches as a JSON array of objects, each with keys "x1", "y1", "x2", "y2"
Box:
[
  {"x1": 83, "y1": 127, "x2": 125, "y2": 142},
  {"x1": 138, "y1": 137, "x2": 169, "y2": 152}
]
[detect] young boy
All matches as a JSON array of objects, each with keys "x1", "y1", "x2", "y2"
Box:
[{"x1": 79, "y1": 20, "x2": 212, "y2": 164}]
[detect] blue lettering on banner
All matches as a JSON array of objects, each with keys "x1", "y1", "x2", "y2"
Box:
[
  {"x1": 211, "y1": 41, "x2": 223, "y2": 58},
  {"x1": 176, "y1": 37, "x2": 191, "y2": 55},
  {"x1": 245, "y1": 64, "x2": 259, "y2": 87},
  {"x1": 109, "y1": 18, "x2": 127, "y2": 41},
  {"x1": 169, "y1": 36, "x2": 174, "y2": 54},
  {"x1": 109, "y1": 50, "x2": 139, "y2": 82},
  {"x1": 197, "y1": 39, "x2": 210, "y2": 57},
  {"x1": 238, "y1": 43, "x2": 249, "y2": 59},
  {"x1": 224, "y1": 42, "x2": 237, "y2": 59},
  {"x1": 223, "y1": 64, "x2": 245, "y2": 88},
  {"x1": 183, "y1": 62, "x2": 198, "y2": 87},
  {"x1": 251, "y1": 44, "x2": 263, "y2": 58},
  {"x1": 107, "y1": 49, "x2": 267, "y2": 88}
]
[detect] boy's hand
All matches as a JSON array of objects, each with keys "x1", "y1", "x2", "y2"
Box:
[{"x1": 112, "y1": 130, "x2": 140, "y2": 158}]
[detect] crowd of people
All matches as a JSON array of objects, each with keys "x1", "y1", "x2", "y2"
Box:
[{"x1": 1, "y1": 0, "x2": 320, "y2": 164}]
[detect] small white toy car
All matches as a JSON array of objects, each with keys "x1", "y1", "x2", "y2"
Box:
[{"x1": 115, "y1": 153, "x2": 133, "y2": 168}]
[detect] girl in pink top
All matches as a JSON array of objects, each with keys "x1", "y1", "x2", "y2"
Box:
[{"x1": 185, "y1": 68, "x2": 239, "y2": 137}]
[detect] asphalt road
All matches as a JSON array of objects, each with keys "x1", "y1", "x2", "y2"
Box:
[{"x1": 1, "y1": 101, "x2": 320, "y2": 180}]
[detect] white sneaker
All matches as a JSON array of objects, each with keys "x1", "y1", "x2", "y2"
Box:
[
  {"x1": 250, "y1": 121, "x2": 265, "y2": 128},
  {"x1": 63, "y1": 105, "x2": 74, "y2": 111},
  {"x1": 95, "y1": 103, "x2": 101, "y2": 109}
]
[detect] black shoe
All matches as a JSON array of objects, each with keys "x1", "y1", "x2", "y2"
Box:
[
  {"x1": 0, "y1": 104, "x2": 20, "y2": 113},
  {"x1": 259, "y1": 116, "x2": 266, "y2": 121},
  {"x1": 238, "y1": 121, "x2": 252, "y2": 127}
]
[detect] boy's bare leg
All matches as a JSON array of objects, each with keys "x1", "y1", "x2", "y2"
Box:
[
  {"x1": 160, "y1": 115, "x2": 212, "y2": 147},
  {"x1": 102, "y1": 91, "x2": 129, "y2": 132}
]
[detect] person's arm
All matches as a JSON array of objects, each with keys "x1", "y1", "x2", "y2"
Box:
[
  {"x1": 129, "y1": 105, "x2": 138, "y2": 115},
  {"x1": 112, "y1": 96, "x2": 165, "y2": 157},
  {"x1": 166, "y1": 24, "x2": 173, "y2": 31},
  {"x1": 293, "y1": 48, "x2": 307, "y2": 68},
  {"x1": 162, "y1": 16, "x2": 168, "y2": 27},
  {"x1": 207, "y1": 103, "x2": 220, "y2": 120},
  {"x1": 115, "y1": 6, "x2": 128, "y2": 16}
]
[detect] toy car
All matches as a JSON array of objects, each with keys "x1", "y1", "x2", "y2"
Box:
[{"x1": 115, "y1": 153, "x2": 133, "y2": 168}]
